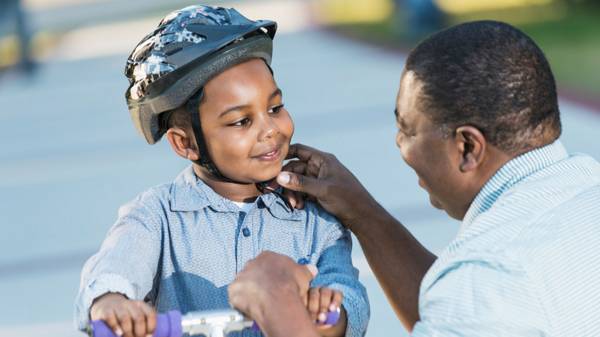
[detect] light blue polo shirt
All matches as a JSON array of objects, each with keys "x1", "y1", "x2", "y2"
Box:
[{"x1": 413, "y1": 140, "x2": 600, "y2": 336}]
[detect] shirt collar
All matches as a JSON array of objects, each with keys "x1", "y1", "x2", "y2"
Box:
[
  {"x1": 169, "y1": 166, "x2": 302, "y2": 221},
  {"x1": 460, "y1": 140, "x2": 568, "y2": 233}
]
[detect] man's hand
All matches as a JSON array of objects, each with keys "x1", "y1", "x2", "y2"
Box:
[
  {"x1": 279, "y1": 144, "x2": 436, "y2": 331},
  {"x1": 278, "y1": 143, "x2": 379, "y2": 230},
  {"x1": 228, "y1": 251, "x2": 320, "y2": 337},
  {"x1": 90, "y1": 292, "x2": 156, "y2": 337}
]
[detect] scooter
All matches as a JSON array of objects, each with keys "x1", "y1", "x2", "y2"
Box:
[{"x1": 87, "y1": 307, "x2": 340, "y2": 337}]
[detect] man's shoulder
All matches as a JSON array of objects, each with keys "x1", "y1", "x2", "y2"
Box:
[
  {"x1": 429, "y1": 180, "x2": 600, "y2": 311},
  {"x1": 502, "y1": 152, "x2": 598, "y2": 206},
  {"x1": 468, "y1": 153, "x2": 600, "y2": 243},
  {"x1": 454, "y1": 181, "x2": 600, "y2": 263}
]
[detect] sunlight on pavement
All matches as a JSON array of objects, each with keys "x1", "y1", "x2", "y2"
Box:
[
  {"x1": 42, "y1": 0, "x2": 313, "y2": 62},
  {"x1": 24, "y1": 0, "x2": 102, "y2": 11}
]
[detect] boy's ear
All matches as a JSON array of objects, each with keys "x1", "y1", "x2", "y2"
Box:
[{"x1": 166, "y1": 128, "x2": 200, "y2": 161}]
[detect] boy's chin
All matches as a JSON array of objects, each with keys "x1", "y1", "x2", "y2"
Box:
[
  {"x1": 251, "y1": 168, "x2": 281, "y2": 184},
  {"x1": 252, "y1": 173, "x2": 279, "y2": 184}
]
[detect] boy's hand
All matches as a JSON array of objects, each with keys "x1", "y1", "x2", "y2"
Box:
[
  {"x1": 307, "y1": 287, "x2": 347, "y2": 337},
  {"x1": 90, "y1": 292, "x2": 156, "y2": 337}
]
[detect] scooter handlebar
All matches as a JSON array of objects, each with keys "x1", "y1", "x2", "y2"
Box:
[
  {"x1": 88, "y1": 308, "x2": 340, "y2": 337},
  {"x1": 89, "y1": 310, "x2": 182, "y2": 337}
]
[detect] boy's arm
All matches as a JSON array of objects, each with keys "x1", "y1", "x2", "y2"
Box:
[
  {"x1": 311, "y1": 224, "x2": 370, "y2": 337},
  {"x1": 74, "y1": 196, "x2": 162, "y2": 330}
]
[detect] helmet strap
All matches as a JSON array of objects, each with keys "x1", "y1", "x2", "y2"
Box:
[{"x1": 187, "y1": 89, "x2": 238, "y2": 183}]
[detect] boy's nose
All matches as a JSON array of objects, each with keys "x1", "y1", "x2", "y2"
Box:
[{"x1": 258, "y1": 117, "x2": 278, "y2": 140}]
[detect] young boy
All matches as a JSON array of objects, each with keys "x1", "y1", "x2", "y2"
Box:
[{"x1": 74, "y1": 5, "x2": 369, "y2": 337}]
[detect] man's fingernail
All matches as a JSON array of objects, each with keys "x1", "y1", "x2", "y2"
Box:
[
  {"x1": 306, "y1": 264, "x2": 318, "y2": 277},
  {"x1": 318, "y1": 312, "x2": 327, "y2": 323},
  {"x1": 277, "y1": 172, "x2": 290, "y2": 185},
  {"x1": 329, "y1": 304, "x2": 338, "y2": 312},
  {"x1": 115, "y1": 328, "x2": 123, "y2": 336}
]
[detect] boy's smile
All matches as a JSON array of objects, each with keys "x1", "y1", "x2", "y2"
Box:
[
  {"x1": 252, "y1": 143, "x2": 284, "y2": 162},
  {"x1": 195, "y1": 58, "x2": 294, "y2": 185}
]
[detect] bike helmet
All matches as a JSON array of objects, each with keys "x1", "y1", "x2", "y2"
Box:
[{"x1": 124, "y1": 5, "x2": 277, "y2": 180}]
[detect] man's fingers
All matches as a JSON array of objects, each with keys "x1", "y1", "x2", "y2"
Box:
[
  {"x1": 282, "y1": 159, "x2": 308, "y2": 174},
  {"x1": 227, "y1": 282, "x2": 247, "y2": 314},
  {"x1": 295, "y1": 192, "x2": 305, "y2": 209},
  {"x1": 286, "y1": 143, "x2": 322, "y2": 161},
  {"x1": 280, "y1": 161, "x2": 307, "y2": 209},
  {"x1": 281, "y1": 161, "x2": 310, "y2": 209},
  {"x1": 277, "y1": 171, "x2": 322, "y2": 196}
]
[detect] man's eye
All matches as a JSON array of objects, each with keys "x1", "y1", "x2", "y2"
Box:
[
  {"x1": 230, "y1": 118, "x2": 250, "y2": 127},
  {"x1": 268, "y1": 104, "x2": 285, "y2": 114}
]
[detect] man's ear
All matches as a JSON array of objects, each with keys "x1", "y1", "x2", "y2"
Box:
[
  {"x1": 166, "y1": 127, "x2": 200, "y2": 161},
  {"x1": 454, "y1": 126, "x2": 486, "y2": 173}
]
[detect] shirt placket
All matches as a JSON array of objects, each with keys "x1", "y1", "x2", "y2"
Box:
[{"x1": 236, "y1": 210, "x2": 255, "y2": 273}]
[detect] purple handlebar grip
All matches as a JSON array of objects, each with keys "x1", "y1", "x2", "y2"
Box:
[
  {"x1": 90, "y1": 310, "x2": 182, "y2": 337},
  {"x1": 155, "y1": 310, "x2": 182, "y2": 337},
  {"x1": 323, "y1": 309, "x2": 340, "y2": 326}
]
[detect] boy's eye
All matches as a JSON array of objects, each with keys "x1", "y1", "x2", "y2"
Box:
[
  {"x1": 268, "y1": 104, "x2": 285, "y2": 114},
  {"x1": 230, "y1": 118, "x2": 250, "y2": 127}
]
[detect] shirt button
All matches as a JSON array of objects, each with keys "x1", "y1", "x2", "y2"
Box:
[
  {"x1": 242, "y1": 228, "x2": 251, "y2": 237},
  {"x1": 297, "y1": 258, "x2": 309, "y2": 265}
]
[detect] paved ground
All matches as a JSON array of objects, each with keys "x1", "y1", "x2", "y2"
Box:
[{"x1": 1, "y1": 1, "x2": 599, "y2": 336}]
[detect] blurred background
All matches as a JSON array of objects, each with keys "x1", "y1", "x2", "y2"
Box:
[{"x1": 0, "y1": 1, "x2": 598, "y2": 336}]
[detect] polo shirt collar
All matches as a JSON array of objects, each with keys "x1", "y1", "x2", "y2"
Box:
[
  {"x1": 169, "y1": 166, "x2": 302, "y2": 221},
  {"x1": 461, "y1": 140, "x2": 568, "y2": 233}
]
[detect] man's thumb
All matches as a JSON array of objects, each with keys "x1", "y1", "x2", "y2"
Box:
[{"x1": 277, "y1": 172, "x2": 318, "y2": 194}]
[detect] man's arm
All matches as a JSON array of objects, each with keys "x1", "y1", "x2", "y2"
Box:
[
  {"x1": 277, "y1": 144, "x2": 436, "y2": 331},
  {"x1": 353, "y1": 201, "x2": 436, "y2": 330}
]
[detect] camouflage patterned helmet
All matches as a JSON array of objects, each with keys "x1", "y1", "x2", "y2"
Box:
[{"x1": 125, "y1": 5, "x2": 277, "y2": 144}]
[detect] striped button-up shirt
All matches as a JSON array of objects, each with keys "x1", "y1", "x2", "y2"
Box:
[
  {"x1": 74, "y1": 166, "x2": 369, "y2": 337},
  {"x1": 412, "y1": 140, "x2": 600, "y2": 336}
]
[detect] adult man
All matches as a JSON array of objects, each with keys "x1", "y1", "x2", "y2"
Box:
[{"x1": 228, "y1": 20, "x2": 600, "y2": 336}]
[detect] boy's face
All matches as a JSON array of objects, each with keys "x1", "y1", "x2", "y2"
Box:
[{"x1": 198, "y1": 58, "x2": 294, "y2": 183}]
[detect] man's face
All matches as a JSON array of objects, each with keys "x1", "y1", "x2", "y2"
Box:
[
  {"x1": 198, "y1": 59, "x2": 294, "y2": 183},
  {"x1": 395, "y1": 71, "x2": 469, "y2": 219}
]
